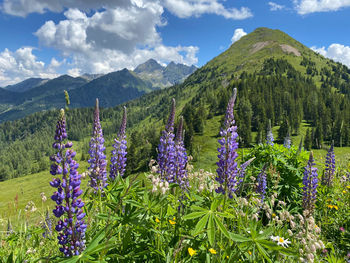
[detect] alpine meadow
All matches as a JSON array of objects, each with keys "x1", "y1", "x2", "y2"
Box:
[{"x1": 0, "y1": 23, "x2": 350, "y2": 263}]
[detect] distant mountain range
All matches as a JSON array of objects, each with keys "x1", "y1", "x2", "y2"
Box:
[
  {"x1": 0, "y1": 60, "x2": 196, "y2": 122},
  {"x1": 134, "y1": 59, "x2": 197, "y2": 88}
]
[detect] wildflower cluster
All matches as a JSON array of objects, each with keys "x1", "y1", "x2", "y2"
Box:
[
  {"x1": 256, "y1": 165, "x2": 267, "y2": 202},
  {"x1": 110, "y1": 106, "x2": 127, "y2": 179},
  {"x1": 266, "y1": 119, "x2": 274, "y2": 146},
  {"x1": 50, "y1": 109, "x2": 86, "y2": 257},
  {"x1": 157, "y1": 99, "x2": 189, "y2": 188},
  {"x1": 322, "y1": 142, "x2": 335, "y2": 186},
  {"x1": 283, "y1": 131, "x2": 291, "y2": 149},
  {"x1": 215, "y1": 89, "x2": 253, "y2": 198},
  {"x1": 302, "y1": 152, "x2": 318, "y2": 216},
  {"x1": 157, "y1": 99, "x2": 176, "y2": 183},
  {"x1": 88, "y1": 99, "x2": 108, "y2": 192},
  {"x1": 215, "y1": 88, "x2": 240, "y2": 198}
]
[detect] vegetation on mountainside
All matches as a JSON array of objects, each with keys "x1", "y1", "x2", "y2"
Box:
[{"x1": 0, "y1": 92, "x2": 349, "y2": 262}]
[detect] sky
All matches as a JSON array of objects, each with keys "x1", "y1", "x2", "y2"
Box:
[{"x1": 1, "y1": 0, "x2": 350, "y2": 86}]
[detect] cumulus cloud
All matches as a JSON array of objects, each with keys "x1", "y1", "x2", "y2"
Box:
[
  {"x1": 294, "y1": 0, "x2": 350, "y2": 14},
  {"x1": 34, "y1": 4, "x2": 198, "y2": 74},
  {"x1": 163, "y1": 0, "x2": 252, "y2": 19},
  {"x1": 311, "y1": 44, "x2": 350, "y2": 67},
  {"x1": 1, "y1": 0, "x2": 253, "y2": 20},
  {"x1": 0, "y1": 47, "x2": 60, "y2": 86},
  {"x1": 231, "y1": 28, "x2": 247, "y2": 43},
  {"x1": 0, "y1": 0, "x2": 251, "y2": 83},
  {"x1": 268, "y1": 2, "x2": 285, "y2": 11}
]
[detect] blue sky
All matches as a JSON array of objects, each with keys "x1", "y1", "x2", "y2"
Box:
[{"x1": 1, "y1": 0, "x2": 350, "y2": 86}]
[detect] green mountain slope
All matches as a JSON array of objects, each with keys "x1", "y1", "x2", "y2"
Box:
[
  {"x1": 1, "y1": 27, "x2": 350, "y2": 181},
  {"x1": 4, "y1": 78, "x2": 48, "y2": 92}
]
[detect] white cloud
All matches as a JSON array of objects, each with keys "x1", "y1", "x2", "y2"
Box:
[
  {"x1": 1, "y1": 0, "x2": 253, "y2": 20},
  {"x1": 231, "y1": 28, "x2": 247, "y2": 43},
  {"x1": 294, "y1": 0, "x2": 350, "y2": 14},
  {"x1": 35, "y1": 4, "x2": 198, "y2": 74},
  {"x1": 1, "y1": 0, "x2": 251, "y2": 83},
  {"x1": 268, "y1": 2, "x2": 285, "y2": 11},
  {"x1": 311, "y1": 44, "x2": 350, "y2": 67},
  {"x1": 163, "y1": 0, "x2": 252, "y2": 19},
  {"x1": 0, "y1": 47, "x2": 60, "y2": 86}
]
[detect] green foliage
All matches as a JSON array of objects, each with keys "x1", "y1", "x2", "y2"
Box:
[{"x1": 245, "y1": 144, "x2": 308, "y2": 207}]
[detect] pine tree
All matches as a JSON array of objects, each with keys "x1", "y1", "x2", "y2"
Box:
[{"x1": 304, "y1": 128, "x2": 312, "y2": 151}]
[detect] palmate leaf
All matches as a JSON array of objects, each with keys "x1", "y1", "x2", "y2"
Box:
[
  {"x1": 193, "y1": 213, "x2": 210, "y2": 235},
  {"x1": 207, "y1": 215, "x2": 215, "y2": 246},
  {"x1": 229, "y1": 233, "x2": 250, "y2": 243},
  {"x1": 213, "y1": 215, "x2": 229, "y2": 239},
  {"x1": 183, "y1": 211, "x2": 207, "y2": 220}
]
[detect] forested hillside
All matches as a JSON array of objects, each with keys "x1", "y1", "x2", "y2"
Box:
[{"x1": 1, "y1": 27, "x2": 350, "y2": 181}]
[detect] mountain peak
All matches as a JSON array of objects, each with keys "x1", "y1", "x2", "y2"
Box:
[
  {"x1": 134, "y1": 59, "x2": 164, "y2": 73},
  {"x1": 230, "y1": 27, "x2": 305, "y2": 57}
]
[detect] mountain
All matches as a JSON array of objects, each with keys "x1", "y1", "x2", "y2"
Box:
[
  {"x1": 67, "y1": 69, "x2": 151, "y2": 108},
  {"x1": 2, "y1": 27, "x2": 350, "y2": 180},
  {"x1": 134, "y1": 58, "x2": 164, "y2": 73},
  {"x1": 0, "y1": 69, "x2": 152, "y2": 122},
  {"x1": 79, "y1": 73, "x2": 104, "y2": 81},
  {"x1": 0, "y1": 60, "x2": 195, "y2": 122},
  {"x1": 133, "y1": 59, "x2": 197, "y2": 88},
  {"x1": 163, "y1": 62, "x2": 197, "y2": 84},
  {"x1": 4, "y1": 78, "x2": 48, "y2": 92}
]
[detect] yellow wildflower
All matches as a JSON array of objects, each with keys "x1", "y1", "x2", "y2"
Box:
[
  {"x1": 209, "y1": 248, "x2": 217, "y2": 254},
  {"x1": 155, "y1": 218, "x2": 160, "y2": 223},
  {"x1": 272, "y1": 213, "x2": 276, "y2": 218},
  {"x1": 188, "y1": 247, "x2": 196, "y2": 257},
  {"x1": 333, "y1": 205, "x2": 339, "y2": 210},
  {"x1": 169, "y1": 219, "x2": 176, "y2": 225},
  {"x1": 347, "y1": 185, "x2": 350, "y2": 189},
  {"x1": 343, "y1": 190, "x2": 347, "y2": 194},
  {"x1": 327, "y1": 205, "x2": 334, "y2": 209},
  {"x1": 248, "y1": 250, "x2": 252, "y2": 255}
]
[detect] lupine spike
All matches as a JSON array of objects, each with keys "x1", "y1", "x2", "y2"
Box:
[
  {"x1": 266, "y1": 119, "x2": 274, "y2": 146},
  {"x1": 283, "y1": 130, "x2": 291, "y2": 149},
  {"x1": 88, "y1": 98, "x2": 108, "y2": 192},
  {"x1": 50, "y1": 109, "x2": 86, "y2": 256},
  {"x1": 157, "y1": 99, "x2": 176, "y2": 183},
  {"x1": 322, "y1": 141, "x2": 335, "y2": 187},
  {"x1": 302, "y1": 151, "x2": 318, "y2": 216},
  {"x1": 110, "y1": 106, "x2": 128, "y2": 179},
  {"x1": 174, "y1": 116, "x2": 189, "y2": 189},
  {"x1": 237, "y1": 157, "x2": 255, "y2": 184},
  {"x1": 256, "y1": 164, "x2": 267, "y2": 202},
  {"x1": 215, "y1": 88, "x2": 240, "y2": 198},
  {"x1": 43, "y1": 209, "x2": 52, "y2": 238}
]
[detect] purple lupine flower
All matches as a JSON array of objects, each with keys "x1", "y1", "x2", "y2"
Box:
[
  {"x1": 302, "y1": 151, "x2": 318, "y2": 216},
  {"x1": 157, "y1": 98, "x2": 176, "y2": 183},
  {"x1": 322, "y1": 142, "x2": 335, "y2": 187},
  {"x1": 237, "y1": 157, "x2": 255, "y2": 188},
  {"x1": 174, "y1": 116, "x2": 189, "y2": 189},
  {"x1": 266, "y1": 119, "x2": 274, "y2": 146},
  {"x1": 50, "y1": 109, "x2": 86, "y2": 257},
  {"x1": 42, "y1": 209, "x2": 52, "y2": 238},
  {"x1": 110, "y1": 106, "x2": 127, "y2": 179},
  {"x1": 7, "y1": 219, "x2": 12, "y2": 236},
  {"x1": 215, "y1": 88, "x2": 240, "y2": 198},
  {"x1": 256, "y1": 165, "x2": 267, "y2": 202},
  {"x1": 283, "y1": 131, "x2": 291, "y2": 149},
  {"x1": 88, "y1": 99, "x2": 108, "y2": 192}
]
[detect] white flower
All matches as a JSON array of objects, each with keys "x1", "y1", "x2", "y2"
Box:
[{"x1": 276, "y1": 236, "x2": 291, "y2": 248}]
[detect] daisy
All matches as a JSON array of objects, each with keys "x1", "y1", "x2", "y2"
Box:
[{"x1": 277, "y1": 236, "x2": 291, "y2": 248}]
